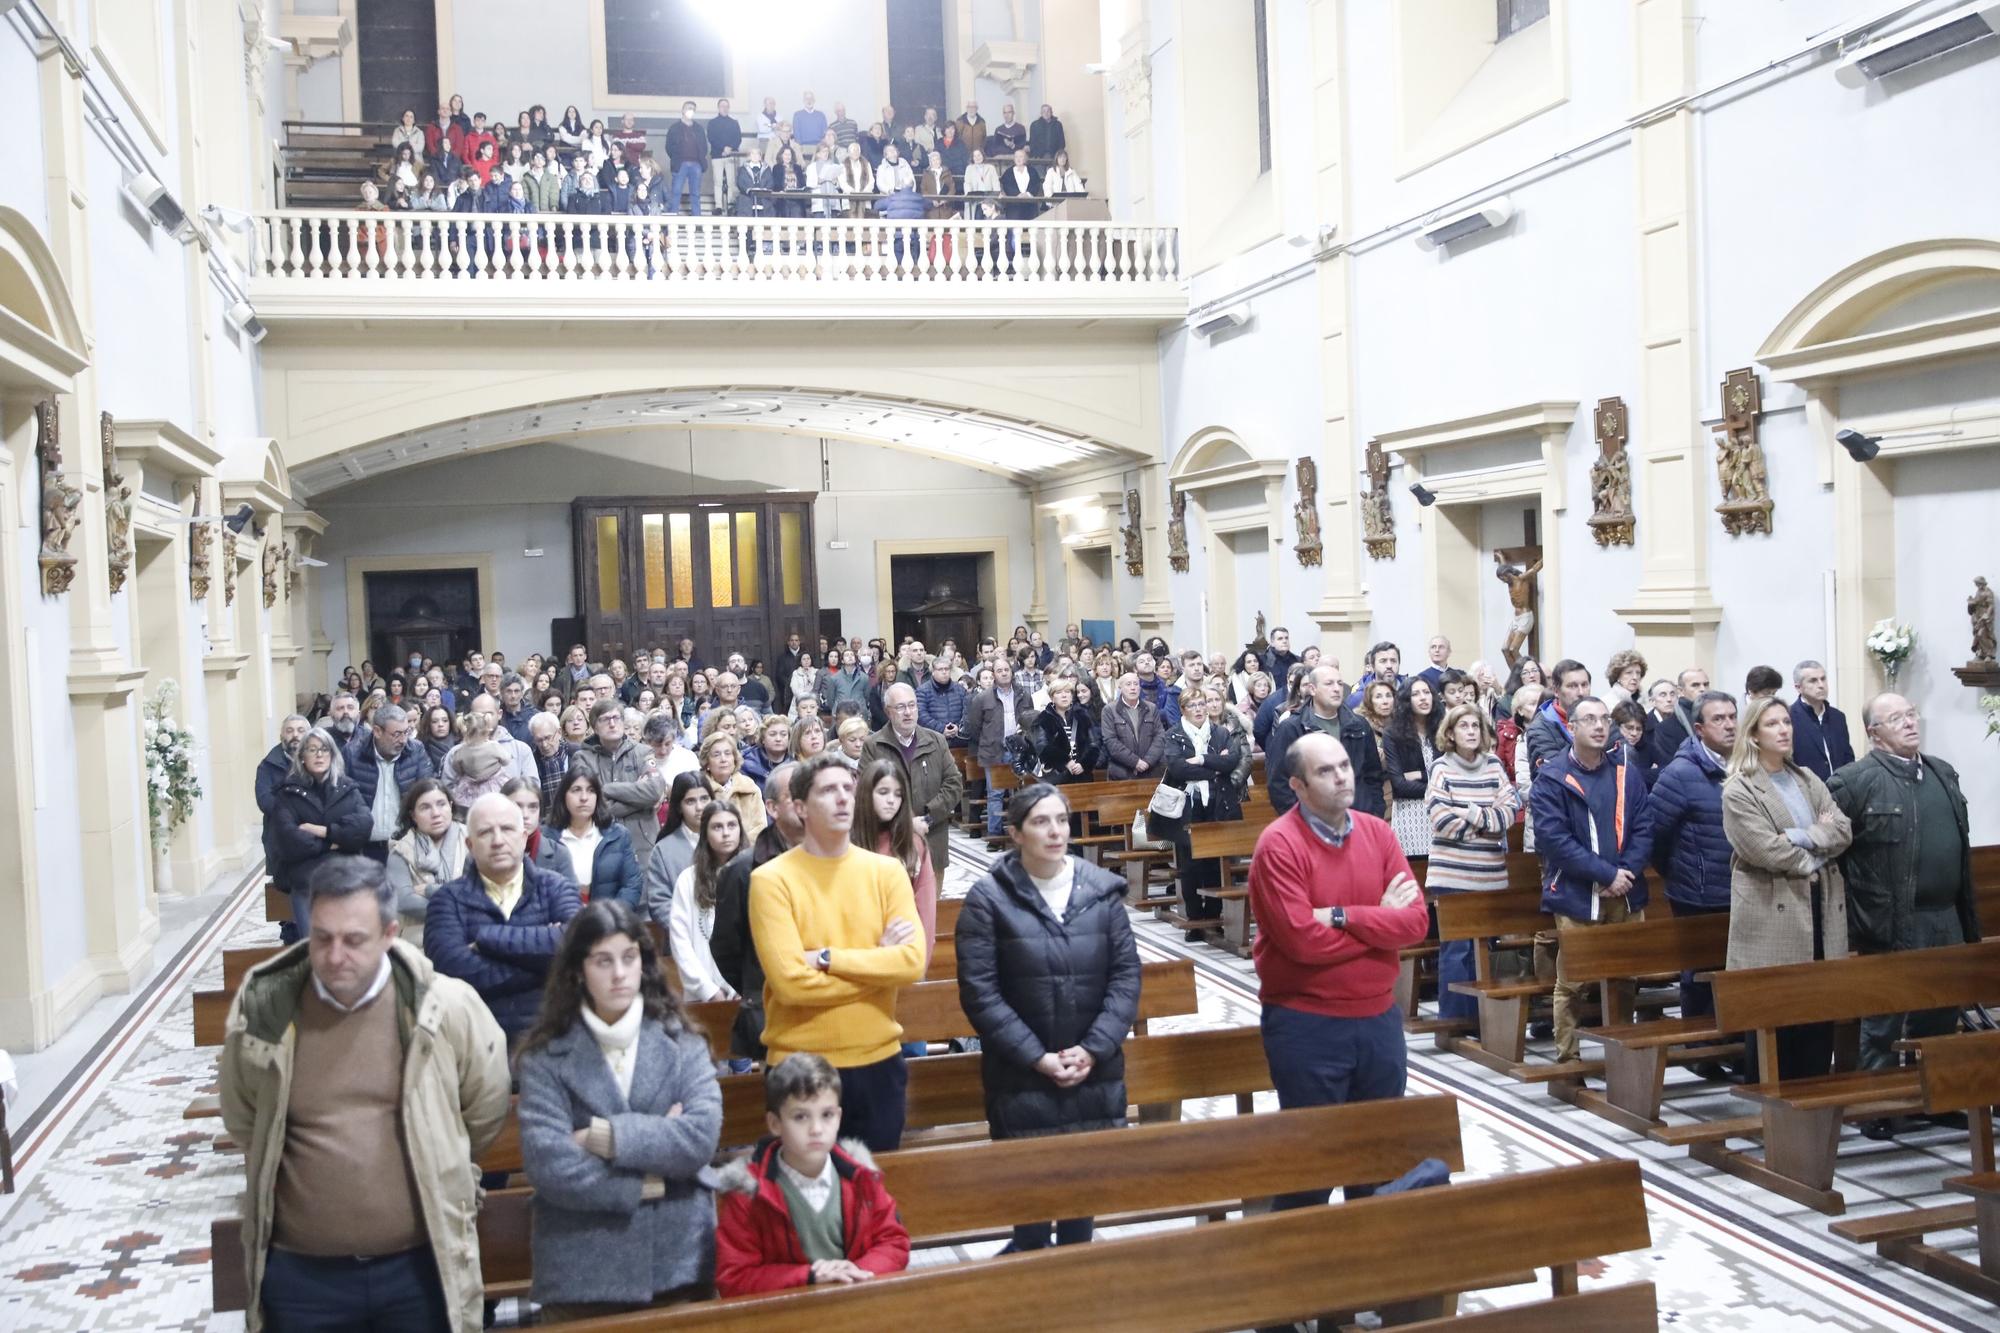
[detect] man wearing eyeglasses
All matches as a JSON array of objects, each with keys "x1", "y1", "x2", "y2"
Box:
[{"x1": 1827, "y1": 693, "x2": 1980, "y2": 1093}]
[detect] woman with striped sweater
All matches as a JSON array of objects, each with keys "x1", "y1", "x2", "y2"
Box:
[{"x1": 1424, "y1": 704, "x2": 1522, "y2": 1023}]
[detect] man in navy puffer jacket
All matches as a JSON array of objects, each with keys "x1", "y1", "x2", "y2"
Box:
[{"x1": 1642, "y1": 691, "x2": 1739, "y2": 1025}]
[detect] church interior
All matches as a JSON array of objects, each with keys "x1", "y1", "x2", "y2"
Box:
[{"x1": 1, "y1": 0, "x2": 1998, "y2": 1329}]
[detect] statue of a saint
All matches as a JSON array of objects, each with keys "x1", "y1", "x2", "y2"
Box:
[{"x1": 1972, "y1": 576, "x2": 1996, "y2": 663}]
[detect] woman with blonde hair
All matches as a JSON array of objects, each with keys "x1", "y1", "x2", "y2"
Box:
[
  {"x1": 559, "y1": 703, "x2": 590, "y2": 745},
  {"x1": 833, "y1": 714, "x2": 871, "y2": 770},
  {"x1": 1719, "y1": 694, "x2": 1852, "y2": 1081},
  {"x1": 696, "y1": 730, "x2": 766, "y2": 839}
]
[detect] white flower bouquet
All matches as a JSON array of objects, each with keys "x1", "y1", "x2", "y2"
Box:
[
  {"x1": 142, "y1": 681, "x2": 203, "y2": 837},
  {"x1": 1865, "y1": 619, "x2": 1915, "y2": 686}
]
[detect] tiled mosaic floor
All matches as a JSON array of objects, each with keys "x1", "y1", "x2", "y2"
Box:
[{"x1": 0, "y1": 837, "x2": 1989, "y2": 1330}]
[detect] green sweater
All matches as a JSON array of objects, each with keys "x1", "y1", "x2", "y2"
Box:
[{"x1": 776, "y1": 1167, "x2": 845, "y2": 1263}]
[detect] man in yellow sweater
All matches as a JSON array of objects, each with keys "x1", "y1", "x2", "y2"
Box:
[{"x1": 750, "y1": 753, "x2": 927, "y2": 1150}]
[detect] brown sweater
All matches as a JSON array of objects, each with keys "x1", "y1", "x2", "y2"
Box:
[{"x1": 271, "y1": 981, "x2": 427, "y2": 1256}]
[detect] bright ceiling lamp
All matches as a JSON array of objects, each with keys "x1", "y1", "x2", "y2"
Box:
[{"x1": 690, "y1": 0, "x2": 827, "y2": 50}]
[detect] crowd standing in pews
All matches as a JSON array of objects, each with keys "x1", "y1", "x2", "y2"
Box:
[{"x1": 221, "y1": 612, "x2": 1988, "y2": 1323}]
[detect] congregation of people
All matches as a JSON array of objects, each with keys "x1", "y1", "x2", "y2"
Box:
[
  {"x1": 230, "y1": 612, "x2": 1978, "y2": 1326},
  {"x1": 359, "y1": 90, "x2": 1085, "y2": 243}
]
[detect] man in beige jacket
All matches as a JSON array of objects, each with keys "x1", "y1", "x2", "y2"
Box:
[{"x1": 220, "y1": 855, "x2": 510, "y2": 1332}]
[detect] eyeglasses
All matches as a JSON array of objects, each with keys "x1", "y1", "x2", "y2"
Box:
[{"x1": 1872, "y1": 709, "x2": 1920, "y2": 728}]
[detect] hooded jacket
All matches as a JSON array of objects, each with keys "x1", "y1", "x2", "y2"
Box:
[
  {"x1": 714, "y1": 1137, "x2": 909, "y2": 1296},
  {"x1": 218, "y1": 941, "x2": 509, "y2": 1332},
  {"x1": 956, "y1": 852, "x2": 1140, "y2": 1137},
  {"x1": 1643, "y1": 735, "x2": 1734, "y2": 908},
  {"x1": 1529, "y1": 744, "x2": 1654, "y2": 921},
  {"x1": 573, "y1": 734, "x2": 663, "y2": 863}
]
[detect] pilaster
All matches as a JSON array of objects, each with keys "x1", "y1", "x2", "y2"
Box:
[
  {"x1": 1112, "y1": 21, "x2": 1154, "y2": 221},
  {"x1": 1615, "y1": 0, "x2": 1722, "y2": 668},
  {"x1": 1023, "y1": 488, "x2": 1050, "y2": 632},
  {"x1": 0, "y1": 396, "x2": 52, "y2": 1048},
  {"x1": 68, "y1": 666, "x2": 158, "y2": 992},
  {"x1": 1303, "y1": 0, "x2": 1372, "y2": 669},
  {"x1": 1131, "y1": 464, "x2": 1175, "y2": 642}
]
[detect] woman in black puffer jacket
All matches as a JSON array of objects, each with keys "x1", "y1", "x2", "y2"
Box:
[
  {"x1": 955, "y1": 783, "x2": 1141, "y2": 1253},
  {"x1": 269, "y1": 727, "x2": 373, "y2": 932}
]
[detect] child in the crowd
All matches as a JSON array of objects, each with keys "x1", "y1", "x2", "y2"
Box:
[{"x1": 714, "y1": 1053, "x2": 910, "y2": 1295}]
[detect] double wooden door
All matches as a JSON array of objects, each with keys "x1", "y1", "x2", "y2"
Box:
[{"x1": 575, "y1": 494, "x2": 818, "y2": 668}]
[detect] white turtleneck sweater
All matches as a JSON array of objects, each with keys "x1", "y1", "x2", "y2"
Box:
[{"x1": 581, "y1": 998, "x2": 644, "y2": 1102}]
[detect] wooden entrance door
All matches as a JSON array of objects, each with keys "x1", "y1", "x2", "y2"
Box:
[{"x1": 575, "y1": 494, "x2": 818, "y2": 667}]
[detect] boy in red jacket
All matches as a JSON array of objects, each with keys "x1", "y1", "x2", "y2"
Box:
[
  {"x1": 1248, "y1": 732, "x2": 1429, "y2": 1209},
  {"x1": 715, "y1": 1053, "x2": 910, "y2": 1295}
]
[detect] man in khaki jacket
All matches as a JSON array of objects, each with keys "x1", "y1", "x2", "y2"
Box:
[{"x1": 220, "y1": 855, "x2": 510, "y2": 1332}]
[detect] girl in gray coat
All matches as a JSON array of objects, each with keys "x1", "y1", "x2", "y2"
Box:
[{"x1": 517, "y1": 900, "x2": 724, "y2": 1317}]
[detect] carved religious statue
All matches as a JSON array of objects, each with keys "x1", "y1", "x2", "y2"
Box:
[
  {"x1": 1587, "y1": 396, "x2": 1635, "y2": 547},
  {"x1": 1361, "y1": 440, "x2": 1396, "y2": 560},
  {"x1": 1167, "y1": 489, "x2": 1189, "y2": 573},
  {"x1": 1250, "y1": 611, "x2": 1268, "y2": 656},
  {"x1": 188, "y1": 518, "x2": 212, "y2": 601},
  {"x1": 1495, "y1": 551, "x2": 1544, "y2": 669},
  {"x1": 286, "y1": 539, "x2": 305, "y2": 594},
  {"x1": 261, "y1": 534, "x2": 281, "y2": 609},
  {"x1": 102, "y1": 412, "x2": 135, "y2": 595},
  {"x1": 1292, "y1": 456, "x2": 1323, "y2": 567},
  {"x1": 223, "y1": 527, "x2": 240, "y2": 606},
  {"x1": 1713, "y1": 367, "x2": 1774, "y2": 536},
  {"x1": 36, "y1": 401, "x2": 82, "y2": 596},
  {"x1": 1972, "y1": 576, "x2": 1996, "y2": 663},
  {"x1": 1119, "y1": 487, "x2": 1144, "y2": 577}
]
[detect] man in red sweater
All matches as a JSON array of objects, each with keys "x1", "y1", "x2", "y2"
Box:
[{"x1": 1248, "y1": 731, "x2": 1428, "y2": 1208}]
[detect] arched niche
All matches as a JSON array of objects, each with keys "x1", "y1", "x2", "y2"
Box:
[
  {"x1": 0, "y1": 206, "x2": 89, "y2": 394},
  {"x1": 1169, "y1": 427, "x2": 1286, "y2": 651}
]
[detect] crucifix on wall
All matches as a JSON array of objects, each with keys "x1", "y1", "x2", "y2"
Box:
[{"x1": 1495, "y1": 527, "x2": 1543, "y2": 669}]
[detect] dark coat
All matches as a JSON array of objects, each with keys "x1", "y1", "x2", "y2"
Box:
[
  {"x1": 708, "y1": 826, "x2": 789, "y2": 1059},
  {"x1": 516, "y1": 1018, "x2": 722, "y2": 1305},
  {"x1": 423, "y1": 860, "x2": 583, "y2": 1038},
  {"x1": 1152, "y1": 721, "x2": 1244, "y2": 836},
  {"x1": 1529, "y1": 747, "x2": 1654, "y2": 921},
  {"x1": 964, "y1": 683, "x2": 1037, "y2": 766},
  {"x1": 269, "y1": 776, "x2": 373, "y2": 892},
  {"x1": 1382, "y1": 727, "x2": 1436, "y2": 803},
  {"x1": 1643, "y1": 736, "x2": 1733, "y2": 908},
  {"x1": 1827, "y1": 750, "x2": 1979, "y2": 953},
  {"x1": 256, "y1": 745, "x2": 291, "y2": 869},
  {"x1": 528, "y1": 828, "x2": 577, "y2": 885},
  {"x1": 955, "y1": 854, "x2": 1140, "y2": 1138},
  {"x1": 1646, "y1": 702, "x2": 1694, "y2": 775},
  {"x1": 1031, "y1": 704, "x2": 1100, "y2": 782},
  {"x1": 1265, "y1": 707, "x2": 1386, "y2": 819},
  {"x1": 916, "y1": 675, "x2": 968, "y2": 737},
  {"x1": 1789, "y1": 700, "x2": 1856, "y2": 782},
  {"x1": 1523, "y1": 700, "x2": 1573, "y2": 778},
  {"x1": 342, "y1": 738, "x2": 435, "y2": 824},
  {"x1": 1100, "y1": 699, "x2": 1166, "y2": 780},
  {"x1": 573, "y1": 820, "x2": 643, "y2": 908}
]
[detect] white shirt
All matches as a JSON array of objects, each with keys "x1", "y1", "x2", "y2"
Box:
[
  {"x1": 775, "y1": 1150, "x2": 837, "y2": 1212},
  {"x1": 370, "y1": 752, "x2": 400, "y2": 841},
  {"x1": 655, "y1": 744, "x2": 701, "y2": 785},
  {"x1": 668, "y1": 865, "x2": 733, "y2": 1001},
  {"x1": 311, "y1": 953, "x2": 392, "y2": 1014},
  {"x1": 562, "y1": 825, "x2": 603, "y2": 892},
  {"x1": 1028, "y1": 858, "x2": 1074, "y2": 921}
]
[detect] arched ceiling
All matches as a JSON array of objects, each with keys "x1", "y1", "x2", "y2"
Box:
[{"x1": 290, "y1": 386, "x2": 1129, "y2": 495}]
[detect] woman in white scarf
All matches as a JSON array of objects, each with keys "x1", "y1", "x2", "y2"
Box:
[{"x1": 1156, "y1": 690, "x2": 1243, "y2": 938}]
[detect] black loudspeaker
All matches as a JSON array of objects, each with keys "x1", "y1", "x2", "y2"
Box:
[{"x1": 550, "y1": 616, "x2": 585, "y2": 661}]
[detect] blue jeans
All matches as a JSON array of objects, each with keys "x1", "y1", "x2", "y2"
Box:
[
  {"x1": 1260, "y1": 1002, "x2": 1407, "y2": 1210},
  {"x1": 671, "y1": 162, "x2": 704, "y2": 214},
  {"x1": 985, "y1": 765, "x2": 1007, "y2": 835},
  {"x1": 261, "y1": 1245, "x2": 447, "y2": 1332}
]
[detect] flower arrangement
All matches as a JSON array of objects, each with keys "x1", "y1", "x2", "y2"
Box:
[
  {"x1": 1982, "y1": 694, "x2": 2000, "y2": 744},
  {"x1": 142, "y1": 681, "x2": 203, "y2": 837},
  {"x1": 1865, "y1": 618, "x2": 1916, "y2": 687}
]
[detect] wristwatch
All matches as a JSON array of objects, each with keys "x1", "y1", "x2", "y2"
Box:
[
  {"x1": 1329, "y1": 906, "x2": 1348, "y2": 931},
  {"x1": 816, "y1": 947, "x2": 832, "y2": 971}
]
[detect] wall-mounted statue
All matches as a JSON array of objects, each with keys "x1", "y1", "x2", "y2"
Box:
[
  {"x1": 1293, "y1": 456, "x2": 1323, "y2": 567},
  {"x1": 1167, "y1": 489, "x2": 1189, "y2": 573},
  {"x1": 1120, "y1": 487, "x2": 1144, "y2": 576},
  {"x1": 103, "y1": 412, "x2": 135, "y2": 594},
  {"x1": 1587, "y1": 396, "x2": 1635, "y2": 547},
  {"x1": 261, "y1": 534, "x2": 281, "y2": 609},
  {"x1": 1971, "y1": 576, "x2": 1995, "y2": 663},
  {"x1": 223, "y1": 527, "x2": 239, "y2": 606},
  {"x1": 189, "y1": 516, "x2": 212, "y2": 601},
  {"x1": 1714, "y1": 367, "x2": 1774, "y2": 536},
  {"x1": 37, "y1": 401, "x2": 82, "y2": 597},
  {"x1": 286, "y1": 540, "x2": 305, "y2": 594},
  {"x1": 1361, "y1": 440, "x2": 1395, "y2": 560}
]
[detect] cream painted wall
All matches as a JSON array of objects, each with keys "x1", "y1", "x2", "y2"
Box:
[
  {"x1": 310, "y1": 430, "x2": 1033, "y2": 682},
  {"x1": 0, "y1": 33, "x2": 48, "y2": 231}
]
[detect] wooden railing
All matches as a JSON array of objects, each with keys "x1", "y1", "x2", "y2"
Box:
[{"x1": 250, "y1": 208, "x2": 1180, "y2": 288}]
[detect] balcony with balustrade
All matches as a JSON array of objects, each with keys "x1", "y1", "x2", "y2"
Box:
[{"x1": 244, "y1": 205, "x2": 1184, "y2": 325}]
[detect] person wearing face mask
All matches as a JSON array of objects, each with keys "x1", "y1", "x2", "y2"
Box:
[
  {"x1": 516, "y1": 898, "x2": 723, "y2": 1318},
  {"x1": 664, "y1": 100, "x2": 708, "y2": 215}
]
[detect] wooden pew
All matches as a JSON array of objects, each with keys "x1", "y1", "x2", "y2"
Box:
[
  {"x1": 1554, "y1": 910, "x2": 1743, "y2": 1133},
  {"x1": 212, "y1": 1094, "x2": 1471, "y2": 1315},
  {"x1": 1830, "y1": 1028, "x2": 2000, "y2": 1303},
  {"x1": 263, "y1": 883, "x2": 289, "y2": 924},
  {"x1": 558, "y1": 1160, "x2": 1652, "y2": 1332},
  {"x1": 1704, "y1": 939, "x2": 2000, "y2": 1214},
  {"x1": 473, "y1": 1024, "x2": 1275, "y2": 1175},
  {"x1": 1166, "y1": 813, "x2": 1278, "y2": 956},
  {"x1": 1431, "y1": 889, "x2": 1577, "y2": 1077}
]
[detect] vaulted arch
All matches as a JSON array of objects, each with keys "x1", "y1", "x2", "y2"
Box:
[{"x1": 0, "y1": 205, "x2": 89, "y2": 392}]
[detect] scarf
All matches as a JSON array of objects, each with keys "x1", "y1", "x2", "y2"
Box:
[
  {"x1": 393, "y1": 822, "x2": 466, "y2": 892},
  {"x1": 580, "y1": 1000, "x2": 645, "y2": 1101}
]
